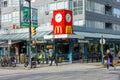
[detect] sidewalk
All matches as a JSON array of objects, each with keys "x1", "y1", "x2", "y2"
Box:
[{"x1": 0, "y1": 62, "x2": 104, "y2": 70}]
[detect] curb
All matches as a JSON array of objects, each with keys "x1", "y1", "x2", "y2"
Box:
[{"x1": 0, "y1": 63, "x2": 105, "y2": 70}]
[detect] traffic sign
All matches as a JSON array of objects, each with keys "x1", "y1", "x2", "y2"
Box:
[{"x1": 100, "y1": 38, "x2": 105, "y2": 44}]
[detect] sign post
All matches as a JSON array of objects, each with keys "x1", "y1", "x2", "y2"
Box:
[
  {"x1": 100, "y1": 36, "x2": 105, "y2": 65},
  {"x1": 8, "y1": 40, "x2": 12, "y2": 58}
]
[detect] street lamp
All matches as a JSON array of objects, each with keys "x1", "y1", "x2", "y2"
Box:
[{"x1": 25, "y1": 0, "x2": 32, "y2": 68}]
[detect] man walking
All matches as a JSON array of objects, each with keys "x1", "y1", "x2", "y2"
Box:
[{"x1": 49, "y1": 51, "x2": 58, "y2": 66}]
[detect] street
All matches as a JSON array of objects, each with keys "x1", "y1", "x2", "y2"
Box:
[{"x1": 0, "y1": 63, "x2": 120, "y2": 80}]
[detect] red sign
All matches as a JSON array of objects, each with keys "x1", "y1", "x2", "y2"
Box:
[{"x1": 52, "y1": 9, "x2": 73, "y2": 34}]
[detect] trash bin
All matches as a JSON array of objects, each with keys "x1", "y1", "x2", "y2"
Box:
[{"x1": 58, "y1": 57, "x2": 62, "y2": 63}]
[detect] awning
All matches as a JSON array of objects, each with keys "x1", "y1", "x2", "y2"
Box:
[
  {"x1": 74, "y1": 32, "x2": 120, "y2": 39},
  {"x1": 0, "y1": 41, "x2": 21, "y2": 47},
  {"x1": 33, "y1": 31, "x2": 51, "y2": 40},
  {"x1": 0, "y1": 31, "x2": 51, "y2": 41}
]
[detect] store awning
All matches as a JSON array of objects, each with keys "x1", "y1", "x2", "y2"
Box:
[
  {"x1": 0, "y1": 41, "x2": 21, "y2": 47},
  {"x1": 0, "y1": 31, "x2": 51, "y2": 41},
  {"x1": 74, "y1": 32, "x2": 120, "y2": 39}
]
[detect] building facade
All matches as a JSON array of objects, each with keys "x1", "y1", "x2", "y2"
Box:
[{"x1": 0, "y1": 0, "x2": 120, "y2": 63}]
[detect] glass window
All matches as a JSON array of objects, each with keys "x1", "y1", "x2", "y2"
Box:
[
  {"x1": 85, "y1": 20, "x2": 105, "y2": 29},
  {"x1": 74, "y1": 20, "x2": 84, "y2": 26},
  {"x1": 49, "y1": 1, "x2": 69, "y2": 11},
  {"x1": 1, "y1": 14, "x2": 12, "y2": 22},
  {"x1": 64, "y1": 1, "x2": 69, "y2": 9},
  {"x1": 73, "y1": 0, "x2": 83, "y2": 15},
  {"x1": 12, "y1": 0, "x2": 19, "y2": 7},
  {"x1": 4, "y1": 1, "x2": 8, "y2": 7},
  {"x1": 12, "y1": 11, "x2": 19, "y2": 23},
  {"x1": 69, "y1": 0, "x2": 73, "y2": 10},
  {"x1": 113, "y1": 24, "x2": 120, "y2": 31},
  {"x1": 116, "y1": 0, "x2": 120, "y2": 2},
  {"x1": 105, "y1": 23, "x2": 112, "y2": 29},
  {"x1": 57, "y1": 2, "x2": 65, "y2": 9},
  {"x1": 86, "y1": 0, "x2": 105, "y2": 14},
  {"x1": 113, "y1": 8, "x2": 120, "y2": 18},
  {"x1": 49, "y1": 3, "x2": 56, "y2": 11},
  {"x1": 8, "y1": 0, "x2": 12, "y2": 7}
]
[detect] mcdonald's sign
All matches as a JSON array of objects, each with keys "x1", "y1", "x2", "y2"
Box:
[
  {"x1": 54, "y1": 26, "x2": 62, "y2": 34},
  {"x1": 65, "y1": 26, "x2": 73, "y2": 34},
  {"x1": 52, "y1": 9, "x2": 73, "y2": 35}
]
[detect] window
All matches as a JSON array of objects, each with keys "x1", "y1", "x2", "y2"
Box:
[
  {"x1": 105, "y1": 23, "x2": 112, "y2": 29},
  {"x1": 116, "y1": 0, "x2": 120, "y2": 2},
  {"x1": 49, "y1": 3, "x2": 56, "y2": 11},
  {"x1": 1, "y1": 14, "x2": 12, "y2": 22},
  {"x1": 86, "y1": 0, "x2": 105, "y2": 14},
  {"x1": 73, "y1": 0, "x2": 83, "y2": 15},
  {"x1": 12, "y1": 11, "x2": 19, "y2": 23},
  {"x1": 85, "y1": 20, "x2": 105, "y2": 29},
  {"x1": 12, "y1": 0, "x2": 19, "y2": 7},
  {"x1": 4, "y1": 1, "x2": 7, "y2": 7},
  {"x1": 74, "y1": 20, "x2": 84, "y2": 26},
  {"x1": 49, "y1": 1, "x2": 69, "y2": 13},
  {"x1": 105, "y1": 5, "x2": 112, "y2": 15},
  {"x1": 113, "y1": 8, "x2": 120, "y2": 18},
  {"x1": 8, "y1": 0, "x2": 12, "y2": 7},
  {"x1": 113, "y1": 24, "x2": 120, "y2": 31}
]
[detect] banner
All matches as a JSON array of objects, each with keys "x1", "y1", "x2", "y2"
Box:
[
  {"x1": 22, "y1": 6, "x2": 30, "y2": 26},
  {"x1": 32, "y1": 8, "x2": 38, "y2": 28},
  {"x1": 22, "y1": 6, "x2": 38, "y2": 28}
]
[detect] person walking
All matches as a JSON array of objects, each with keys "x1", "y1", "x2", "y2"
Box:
[
  {"x1": 117, "y1": 50, "x2": 120, "y2": 59},
  {"x1": 38, "y1": 50, "x2": 44, "y2": 64},
  {"x1": 49, "y1": 51, "x2": 58, "y2": 66},
  {"x1": 104, "y1": 49, "x2": 115, "y2": 69}
]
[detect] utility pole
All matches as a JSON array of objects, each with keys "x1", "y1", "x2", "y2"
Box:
[{"x1": 25, "y1": 0, "x2": 32, "y2": 68}]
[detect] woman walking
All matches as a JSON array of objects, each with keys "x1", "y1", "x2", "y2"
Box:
[{"x1": 104, "y1": 49, "x2": 115, "y2": 69}]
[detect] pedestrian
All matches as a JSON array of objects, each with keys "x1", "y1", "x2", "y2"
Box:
[
  {"x1": 117, "y1": 50, "x2": 120, "y2": 59},
  {"x1": 49, "y1": 51, "x2": 58, "y2": 66},
  {"x1": 38, "y1": 50, "x2": 44, "y2": 64},
  {"x1": 104, "y1": 49, "x2": 115, "y2": 69},
  {"x1": 45, "y1": 49, "x2": 49, "y2": 64}
]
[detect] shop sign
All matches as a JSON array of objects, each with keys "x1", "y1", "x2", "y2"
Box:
[
  {"x1": 52, "y1": 9, "x2": 73, "y2": 34},
  {"x1": 46, "y1": 45, "x2": 53, "y2": 49}
]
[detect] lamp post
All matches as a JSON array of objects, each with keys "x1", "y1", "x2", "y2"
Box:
[{"x1": 25, "y1": 0, "x2": 32, "y2": 68}]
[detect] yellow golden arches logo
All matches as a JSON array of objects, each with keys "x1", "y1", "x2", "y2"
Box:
[
  {"x1": 54, "y1": 26, "x2": 62, "y2": 34},
  {"x1": 65, "y1": 26, "x2": 73, "y2": 34}
]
